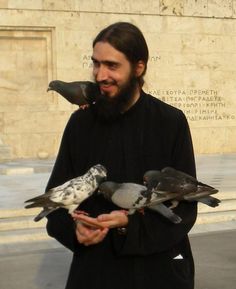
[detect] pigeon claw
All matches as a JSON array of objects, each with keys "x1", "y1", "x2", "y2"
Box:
[
  {"x1": 138, "y1": 208, "x2": 145, "y2": 215},
  {"x1": 119, "y1": 209, "x2": 129, "y2": 215},
  {"x1": 74, "y1": 210, "x2": 89, "y2": 216},
  {"x1": 169, "y1": 200, "x2": 179, "y2": 209},
  {"x1": 79, "y1": 104, "x2": 90, "y2": 110}
]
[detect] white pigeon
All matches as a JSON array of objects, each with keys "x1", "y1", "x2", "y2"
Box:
[{"x1": 25, "y1": 164, "x2": 107, "y2": 221}]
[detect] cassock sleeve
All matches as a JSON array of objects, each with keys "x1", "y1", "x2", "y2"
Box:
[
  {"x1": 111, "y1": 111, "x2": 197, "y2": 256},
  {"x1": 45, "y1": 114, "x2": 79, "y2": 252}
]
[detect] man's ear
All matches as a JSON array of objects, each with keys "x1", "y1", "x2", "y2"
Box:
[{"x1": 135, "y1": 61, "x2": 145, "y2": 77}]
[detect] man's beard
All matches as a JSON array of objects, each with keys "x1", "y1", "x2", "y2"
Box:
[{"x1": 92, "y1": 74, "x2": 138, "y2": 122}]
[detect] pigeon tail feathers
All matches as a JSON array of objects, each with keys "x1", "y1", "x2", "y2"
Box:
[{"x1": 34, "y1": 208, "x2": 57, "y2": 222}]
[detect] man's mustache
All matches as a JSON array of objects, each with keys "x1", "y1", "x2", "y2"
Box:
[{"x1": 97, "y1": 80, "x2": 116, "y2": 86}]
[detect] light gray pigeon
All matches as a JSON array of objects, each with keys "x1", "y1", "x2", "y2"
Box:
[
  {"x1": 143, "y1": 167, "x2": 220, "y2": 208},
  {"x1": 98, "y1": 181, "x2": 182, "y2": 223},
  {"x1": 25, "y1": 164, "x2": 107, "y2": 222},
  {"x1": 47, "y1": 80, "x2": 100, "y2": 106}
]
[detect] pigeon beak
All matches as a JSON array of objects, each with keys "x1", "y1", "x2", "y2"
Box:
[{"x1": 47, "y1": 86, "x2": 52, "y2": 92}]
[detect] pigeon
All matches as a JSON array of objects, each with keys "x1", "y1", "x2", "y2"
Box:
[
  {"x1": 25, "y1": 164, "x2": 107, "y2": 222},
  {"x1": 47, "y1": 80, "x2": 100, "y2": 106},
  {"x1": 98, "y1": 181, "x2": 182, "y2": 223},
  {"x1": 143, "y1": 167, "x2": 220, "y2": 208}
]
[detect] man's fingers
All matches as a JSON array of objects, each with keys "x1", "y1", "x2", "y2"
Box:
[
  {"x1": 97, "y1": 214, "x2": 112, "y2": 222},
  {"x1": 84, "y1": 228, "x2": 109, "y2": 246},
  {"x1": 97, "y1": 211, "x2": 129, "y2": 228},
  {"x1": 76, "y1": 227, "x2": 100, "y2": 243},
  {"x1": 74, "y1": 214, "x2": 107, "y2": 229},
  {"x1": 75, "y1": 222, "x2": 109, "y2": 245}
]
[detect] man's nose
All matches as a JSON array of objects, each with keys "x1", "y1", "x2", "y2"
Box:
[{"x1": 95, "y1": 65, "x2": 109, "y2": 82}]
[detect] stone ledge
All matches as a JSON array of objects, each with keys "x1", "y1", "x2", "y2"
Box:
[
  {"x1": 196, "y1": 210, "x2": 236, "y2": 224},
  {"x1": 0, "y1": 208, "x2": 41, "y2": 218},
  {"x1": 0, "y1": 229, "x2": 50, "y2": 244},
  {"x1": 0, "y1": 167, "x2": 34, "y2": 175},
  {"x1": 0, "y1": 218, "x2": 46, "y2": 231}
]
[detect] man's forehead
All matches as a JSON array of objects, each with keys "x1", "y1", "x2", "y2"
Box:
[
  {"x1": 92, "y1": 42, "x2": 128, "y2": 62},
  {"x1": 91, "y1": 56, "x2": 120, "y2": 67}
]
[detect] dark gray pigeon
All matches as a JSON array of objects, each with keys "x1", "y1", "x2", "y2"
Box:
[
  {"x1": 25, "y1": 164, "x2": 107, "y2": 222},
  {"x1": 47, "y1": 80, "x2": 100, "y2": 106},
  {"x1": 98, "y1": 181, "x2": 182, "y2": 223},
  {"x1": 143, "y1": 167, "x2": 220, "y2": 209}
]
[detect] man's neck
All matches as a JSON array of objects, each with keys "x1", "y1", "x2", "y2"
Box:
[{"x1": 122, "y1": 86, "x2": 141, "y2": 112}]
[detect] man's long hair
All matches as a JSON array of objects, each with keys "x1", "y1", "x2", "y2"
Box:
[{"x1": 93, "y1": 22, "x2": 149, "y2": 87}]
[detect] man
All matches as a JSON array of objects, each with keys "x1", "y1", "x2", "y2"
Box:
[{"x1": 46, "y1": 22, "x2": 197, "y2": 289}]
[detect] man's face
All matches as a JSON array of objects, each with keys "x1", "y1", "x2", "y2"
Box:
[
  {"x1": 91, "y1": 41, "x2": 139, "y2": 120},
  {"x1": 92, "y1": 41, "x2": 134, "y2": 98}
]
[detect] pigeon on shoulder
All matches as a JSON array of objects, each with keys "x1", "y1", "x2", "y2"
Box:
[
  {"x1": 47, "y1": 80, "x2": 100, "y2": 106},
  {"x1": 25, "y1": 164, "x2": 107, "y2": 221},
  {"x1": 143, "y1": 167, "x2": 220, "y2": 208},
  {"x1": 98, "y1": 181, "x2": 182, "y2": 223}
]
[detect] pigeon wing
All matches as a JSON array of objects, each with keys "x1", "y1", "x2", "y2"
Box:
[
  {"x1": 149, "y1": 203, "x2": 182, "y2": 224},
  {"x1": 111, "y1": 183, "x2": 147, "y2": 209}
]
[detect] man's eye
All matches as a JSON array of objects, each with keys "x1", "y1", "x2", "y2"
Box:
[
  {"x1": 92, "y1": 60, "x2": 100, "y2": 68},
  {"x1": 109, "y1": 63, "x2": 118, "y2": 70}
]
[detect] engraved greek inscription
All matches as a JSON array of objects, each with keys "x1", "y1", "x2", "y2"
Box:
[
  {"x1": 148, "y1": 88, "x2": 235, "y2": 124},
  {"x1": 82, "y1": 54, "x2": 93, "y2": 69}
]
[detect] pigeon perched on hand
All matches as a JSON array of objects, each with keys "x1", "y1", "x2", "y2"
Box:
[
  {"x1": 47, "y1": 80, "x2": 100, "y2": 106},
  {"x1": 98, "y1": 181, "x2": 182, "y2": 223},
  {"x1": 143, "y1": 167, "x2": 220, "y2": 208},
  {"x1": 25, "y1": 164, "x2": 107, "y2": 222}
]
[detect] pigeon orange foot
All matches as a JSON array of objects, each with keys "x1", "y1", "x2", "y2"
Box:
[
  {"x1": 74, "y1": 210, "x2": 89, "y2": 216},
  {"x1": 138, "y1": 208, "x2": 145, "y2": 215}
]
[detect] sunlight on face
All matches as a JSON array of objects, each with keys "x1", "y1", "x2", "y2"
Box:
[{"x1": 92, "y1": 42, "x2": 133, "y2": 98}]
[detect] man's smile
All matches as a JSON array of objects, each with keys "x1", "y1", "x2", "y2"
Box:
[{"x1": 98, "y1": 81, "x2": 117, "y2": 95}]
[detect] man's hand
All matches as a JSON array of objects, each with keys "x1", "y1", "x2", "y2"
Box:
[
  {"x1": 96, "y1": 210, "x2": 128, "y2": 228},
  {"x1": 74, "y1": 221, "x2": 109, "y2": 246},
  {"x1": 72, "y1": 210, "x2": 128, "y2": 246}
]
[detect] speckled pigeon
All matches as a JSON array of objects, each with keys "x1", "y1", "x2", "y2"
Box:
[
  {"x1": 98, "y1": 181, "x2": 182, "y2": 223},
  {"x1": 47, "y1": 80, "x2": 100, "y2": 106},
  {"x1": 25, "y1": 164, "x2": 107, "y2": 222},
  {"x1": 143, "y1": 167, "x2": 220, "y2": 208}
]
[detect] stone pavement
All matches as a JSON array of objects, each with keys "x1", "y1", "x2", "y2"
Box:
[
  {"x1": 0, "y1": 154, "x2": 236, "y2": 289},
  {"x1": 1, "y1": 229, "x2": 236, "y2": 289}
]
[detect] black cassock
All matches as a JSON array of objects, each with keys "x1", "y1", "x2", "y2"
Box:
[{"x1": 46, "y1": 91, "x2": 197, "y2": 289}]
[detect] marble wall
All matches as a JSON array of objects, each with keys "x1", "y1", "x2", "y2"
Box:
[{"x1": 0, "y1": 0, "x2": 235, "y2": 159}]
